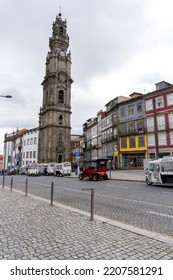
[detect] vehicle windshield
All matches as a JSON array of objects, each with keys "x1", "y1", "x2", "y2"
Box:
[{"x1": 29, "y1": 163, "x2": 37, "y2": 169}]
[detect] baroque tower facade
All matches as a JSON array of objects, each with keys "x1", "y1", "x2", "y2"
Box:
[{"x1": 38, "y1": 13, "x2": 73, "y2": 163}]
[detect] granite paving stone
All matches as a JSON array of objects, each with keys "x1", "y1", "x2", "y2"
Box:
[{"x1": 0, "y1": 187, "x2": 173, "y2": 260}]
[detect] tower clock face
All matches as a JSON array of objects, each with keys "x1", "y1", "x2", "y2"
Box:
[{"x1": 60, "y1": 50, "x2": 65, "y2": 57}]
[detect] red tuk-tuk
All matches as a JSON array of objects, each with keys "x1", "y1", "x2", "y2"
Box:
[{"x1": 79, "y1": 159, "x2": 108, "y2": 181}]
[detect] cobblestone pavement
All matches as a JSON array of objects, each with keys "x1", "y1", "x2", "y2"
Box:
[{"x1": 0, "y1": 187, "x2": 173, "y2": 260}]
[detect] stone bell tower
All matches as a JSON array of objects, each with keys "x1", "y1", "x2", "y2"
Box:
[{"x1": 38, "y1": 13, "x2": 73, "y2": 163}]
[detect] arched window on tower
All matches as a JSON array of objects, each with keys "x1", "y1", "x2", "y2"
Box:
[
  {"x1": 59, "y1": 115, "x2": 63, "y2": 125},
  {"x1": 58, "y1": 90, "x2": 64, "y2": 103},
  {"x1": 59, "y1": 26, "x2": 63, "y2": 35}
]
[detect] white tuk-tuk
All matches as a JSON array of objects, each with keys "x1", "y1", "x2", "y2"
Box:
[
  {"x1": 54, "y1": 162, "x2": 71, "y2": 176},
  {"x1": 145, "y1": 157, "x2": 173, "y2": 185}
]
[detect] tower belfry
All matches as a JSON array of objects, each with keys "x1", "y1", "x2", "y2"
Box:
[{"x1": 38, "y1": 13, "x2": 73, "y2": 163}]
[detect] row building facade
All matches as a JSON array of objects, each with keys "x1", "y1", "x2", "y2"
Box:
[{"x1": 82, "y1": 81, "x2": 173, "y2": 169}]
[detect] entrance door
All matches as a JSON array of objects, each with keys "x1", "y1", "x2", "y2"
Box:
[
  {"x1": 129, "y1": 156, "x2": 137, "y2": 167},
  {"x1": 58, "y1": 154, "x2": 62, "y2": 163}
]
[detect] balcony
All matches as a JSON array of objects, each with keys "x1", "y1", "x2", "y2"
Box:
[
  {"x1": 119, "y1": 127, "x2": 146, "y2": 136},
  {"x1": 101, "y1": 135, "x2": 114, "y2": 143}
]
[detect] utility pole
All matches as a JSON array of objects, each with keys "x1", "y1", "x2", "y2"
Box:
[{"x1": 153, "y1": 99, "x2": 159, "y2": 158}]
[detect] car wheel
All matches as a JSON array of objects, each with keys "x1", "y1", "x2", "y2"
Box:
[
  {"x1": 146, "y1": 177, "x2": 153, "y2": 185},
  {"x1": 79, "y1": 174, "x2": 83, "y2": 180},
  {"x1": 92, "y1": 174, "x2": 98, "y2": 181}
]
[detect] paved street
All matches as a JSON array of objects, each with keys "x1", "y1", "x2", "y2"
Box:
[
  {"x1": 1, "y1": 170, "x2": 173, "y2": 237},
  {"x1": 0, "y1": 181, "x2": 173, "y2": 260}
]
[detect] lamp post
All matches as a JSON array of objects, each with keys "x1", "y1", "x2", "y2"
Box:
[
  {"x1": 0, "y1": 94, "x2": 12, "y2": 173},
  {"x1": 153, "y1": 99, "x2": 159, "y2": 159},
  {"x1": 0, "y1": 95, "x2": 12, "y2": 98}
]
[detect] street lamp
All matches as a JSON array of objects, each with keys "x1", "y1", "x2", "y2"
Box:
[
  {"x1": 0, "y1": 95, "x2": 12, "y2": 98},
  {"x1": 0, "y1": 94, "x2": 12, "y2": 173}
]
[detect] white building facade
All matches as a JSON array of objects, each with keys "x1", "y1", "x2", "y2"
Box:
[
  {"x1": 22, "y1": 128, "x2": 38, "y2": 167},
  {"x1": 3, "y1": 128, "x2": 39, "y2": 172}
]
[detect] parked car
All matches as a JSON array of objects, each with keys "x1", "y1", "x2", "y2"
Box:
[
  {"x1": 79, "y1": 159, "x2": 108, "y2": 181},
  {"x1": 19, "y1": 166, "x2": 27, "y2": 175}
]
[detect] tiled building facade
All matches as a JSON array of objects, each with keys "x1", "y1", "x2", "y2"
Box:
[{"x1": 145, "y1": 81, "x2": 173, "y2": 159}]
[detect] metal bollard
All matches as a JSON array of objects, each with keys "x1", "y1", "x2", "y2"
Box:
[
  {"x1": 90, "y1": 188, "x2": 94, "y2": 221},
  {"x1": 50, "y1": 182, "x2": 54, "y2": 206},
  {"x1": 81, "y1": 188, "x2": 95, "y2": 221},
  {"x1": 10, "y1": 176, "x2": 13, "y2": 191},
  {"x1": 25, "y1": 177, "x2": 28, "y2": 196},
  {"x1": 2, "y1": 174, "x2": 5, "y2": 188}
]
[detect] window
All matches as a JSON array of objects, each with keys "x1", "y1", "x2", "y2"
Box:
[
  {"x1": 129, "y1": 136, "x2": 135, "y2": 148},
  {"x1": 158, "y1": 132, "x2": 167, "y2": 145},
  {"x1": 30, "y1": 138, "x2": 33, "y2": 145},
  {"x1": 146, "y1": 99, "x2": 153, "y2": 111},
  {"x1": 167, "y1": 93, "x2": 173, "y2": 106},
  {"x1": 119, "y1": 123, "x2": 127, "y2": 134},
  {"x1": 59, "y1": 115, "x2": 63, "y2": 125},
  {"x1": 147, "y1": 118, "x2": 154, "y2": 132},
  {"x1": 27, "y1": 139, "x2": 29, "y2": 145},
  {"x1": 59, "y1": 26, "x2": 63, "y2": 35},
  {"x1": 128, "y1": 121, "x2": 135, "y2": 133},
  {"x1": 120, "y1": 107, "x2": 125, "y2": 117},
  {"x1": 138, "y1": 135, "x2": 144, "y2": 147},
  {"x1": 156, "y1": 96, "x2": 164, "y2": 108},
  {"x1": 121, "y1": 137, "x2": 127, "y2": 148},
  {"x1": 113, "y1": 114, "x2": 117, "y2": 123},
  {"x1": 147, "y1": 134, "x2": 155, "y2": 146},
  {"x1": 24, "y1": 140, "x2": 26, "y2": 146},
  {"x1": 30, "y1": 151, "x2": 32, "y2": 158},
  {"x1": 58, "y1": 90, "x2": 64, "y2": 103},
  {"x1": 34, "y1": 137, "x2": 37, "y2": 144},
  {"x1": 137, "y1": 103, "x2": 143, "y2": 112},
  {"x1": 168, "y1": 114, "x2": 173, "y2": 129},
  {"x1": 137, "y1": 119, "x2": 144, "y2": 132},
  {"x1": 170, "y1": 131, "x2": 173, "y2": 145},
  {"x1": 23, "y1": 152, "x2": 25, "y2": 159},
  {"x1": 33, "y1": 151, "x2": 36, "y2": 158},
  {"x1": 157, "y1": 115, "x2": 165, "y2": 130},
  {"x1": 26, "y1": 152, "x2": 29, "y2": 158},
  {"x1": 128, "y1": 105, "x2": 134, "y2": 115}
]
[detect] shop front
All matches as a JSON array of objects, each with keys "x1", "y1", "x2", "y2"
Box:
[{"x1": 121, "y1": 152, "x2": 146, "y2": 168}]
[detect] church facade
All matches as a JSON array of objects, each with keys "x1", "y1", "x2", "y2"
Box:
[{"x1": 38, "y1": 13, "x2": 73, "y2": 163}]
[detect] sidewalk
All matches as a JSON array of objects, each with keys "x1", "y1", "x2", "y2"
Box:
[
  {"x1": 71, "y1": 169, "x2": 145, "y2": 182},
  {"x1": 0, "y1": 185, "x2": 173, "y2": 260},
  {"x1": 105, "y1": 169, "x2": 145, "y2": 182}
]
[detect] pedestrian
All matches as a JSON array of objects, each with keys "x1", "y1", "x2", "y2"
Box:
[{"x1": 74, "y1": 163, "x2": 78, "y2": 177}]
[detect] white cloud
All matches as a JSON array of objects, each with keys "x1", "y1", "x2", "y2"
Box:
[{"x1": 1, "y1": 0, "x2": 173, "y2": 153}]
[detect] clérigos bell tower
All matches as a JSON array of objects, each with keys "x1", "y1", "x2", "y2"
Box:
[{"x1": 38, "y1": 13, "x2": 73, "y2": 163}]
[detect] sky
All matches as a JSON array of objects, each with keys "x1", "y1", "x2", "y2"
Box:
[{"x1": 1, "y1": 0, "x2": 173, "y2": 154}]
